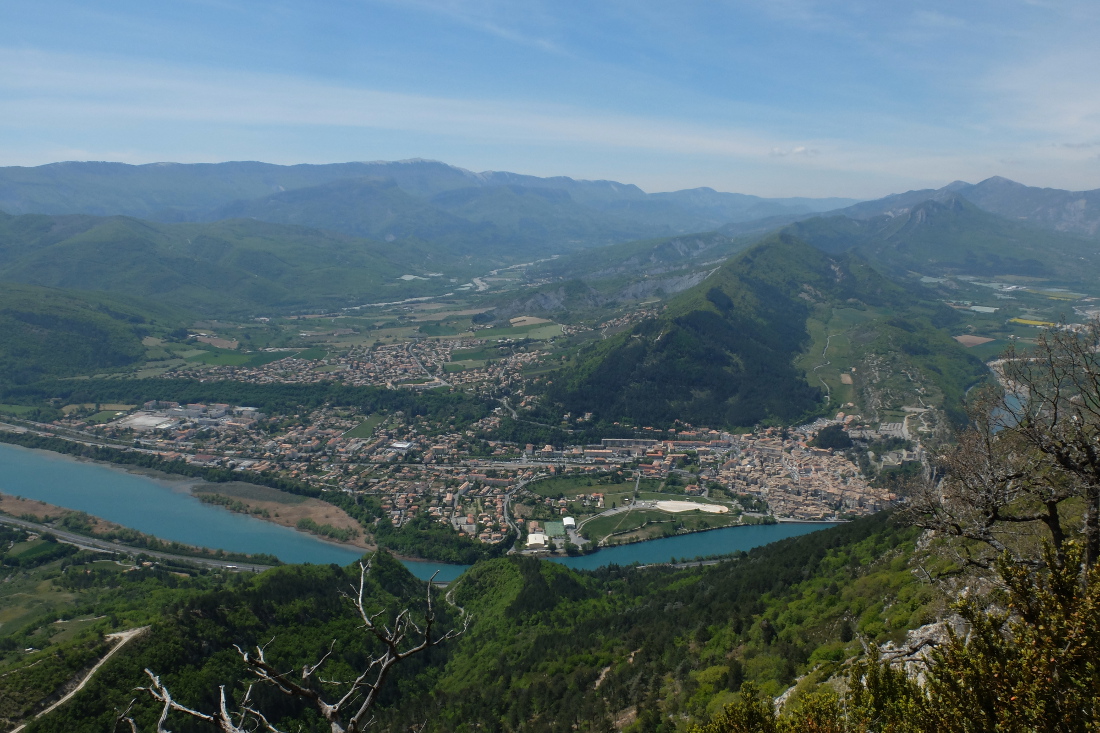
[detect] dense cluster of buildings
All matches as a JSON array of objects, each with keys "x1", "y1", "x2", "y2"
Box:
[
  {"x1": 52, "y1": 391, "x2": 902, "y2": 541},
  {"x1": 165, "y1": 338, "x2": 543, "y2": 394},
  {"x1": 719, "y1": 430, "x2": 895, "y2": 520}
]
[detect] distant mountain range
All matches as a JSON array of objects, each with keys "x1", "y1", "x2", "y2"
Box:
[
  {"x1": 0, "y1": 160, "x2": 857, "y2": 257},
  {"x1": 533, "y1": 179, "x2": 1100, "y2": 299},
  {"x1": 836, "y1": 175, "x2": 1100, "y2": 238},
  {"x1": 0, "y1": 160, "x2": 1096, "y2": 408},
  {"x1": 786, "y1": 195, "x2": 1100, "y2": 282}
]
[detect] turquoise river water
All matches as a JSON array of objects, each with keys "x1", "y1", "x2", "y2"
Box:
[{"x1": 0, "y1": 442, "x2": 833, "y2": 581}]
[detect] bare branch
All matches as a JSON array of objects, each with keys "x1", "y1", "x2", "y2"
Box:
[{"x1": 137, "y1": 552, "x2": 468, "y2": 732}]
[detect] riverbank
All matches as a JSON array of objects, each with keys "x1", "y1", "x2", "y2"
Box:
[
  {"x1": 0, "y1": 492, "x2": 281, "y2": 567},
  {"x1": 0, "y1": 438, "x2": 842, "y2": 578},
  {"x1": 189, "y1": 482, "x2": 374, "y2": 550},
  {"x1": 0, "y1": 430, "x2": 379, "y2": 550}
]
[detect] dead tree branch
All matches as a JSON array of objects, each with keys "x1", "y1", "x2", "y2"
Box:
[{"x1": 132, "y1": 553, "x2": 468, "y2": 732}]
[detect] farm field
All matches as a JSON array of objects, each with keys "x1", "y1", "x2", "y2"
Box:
[
  {"x1": 528, "y1": 473, "x2": 640, "y2": 498},
  {"x1": 796, "y1": 307, "x2": 876, "y2": 408},
  {"x1": 480, "y1": 322, "x2": 563, "y2": 340},
  {"x1": 579, "y1": 506, "x2": 741, "y2": 545},
  {"x1": 344, "y1": 413, "x2": 385, "y2": 438},
  {"x1": 0, "y1": 404, "x2": 39, "y2": 416},
  {"x1": 444, "y1": 359, "x2": 486, "y2": 373}
]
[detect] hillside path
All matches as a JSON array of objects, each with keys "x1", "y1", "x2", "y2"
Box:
[{"x1": 10, "y1": 626, "x2": 150, "y2": 733}]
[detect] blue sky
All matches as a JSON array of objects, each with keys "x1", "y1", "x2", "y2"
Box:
[{"x1": 1, "y1": 0, "x2": 1098, "y2": 197}]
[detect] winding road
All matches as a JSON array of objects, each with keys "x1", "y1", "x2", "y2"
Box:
[
  {"x1": 10, "y1": 627, "x2": 150, "y2": 733},
  {"x1": 812, "y1": 332, "x2": 841, "y2": 403}
]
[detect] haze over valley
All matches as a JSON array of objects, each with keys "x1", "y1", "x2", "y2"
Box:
[{"x1": 4, "y1": 2, "x2": 1100, "y2": 730}]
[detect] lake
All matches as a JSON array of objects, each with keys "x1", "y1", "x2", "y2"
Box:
[
  {"x1": 551, "y1": 521, "x2": 836, "y2": 570},
  {"x1": 0, "y1": 442, "x2": 835, "y2": 581},
  {"x1": 0, "y1": 442, "x2": 462, "y2": 581}
]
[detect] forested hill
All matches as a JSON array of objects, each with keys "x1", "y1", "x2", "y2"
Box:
[
  {"x1": 543, "y1": 232, "x2": 977, "y2": 429},
  {"x1": 0, "y1": 284, "x2": 182, "y2": 384},
  {"x1": 11, "y1": 514, "x2": 932, "y2": 732},
  {"x1": 0, "y1": 210, "x2": 459, "y2": 316}
]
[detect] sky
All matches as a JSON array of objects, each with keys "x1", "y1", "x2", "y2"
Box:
[{"x1": 1, "y1": 0, "x2": 1099, "y2": 198}]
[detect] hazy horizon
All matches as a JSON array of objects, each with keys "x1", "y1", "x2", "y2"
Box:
[{"x1": 3, "y1": 1, "x2": 1099, "y2": 199}]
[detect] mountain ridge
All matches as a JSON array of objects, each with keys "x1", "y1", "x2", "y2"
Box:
[
  {"x1": 786, "y1": 194, "x2": 1100, "y2": 281},
  {"x1": 542, "y1": 231, "x2": 987, "y2": 429},
  {"x1": 836, "y1": 175, "x2": 1100, "y2": 237}
]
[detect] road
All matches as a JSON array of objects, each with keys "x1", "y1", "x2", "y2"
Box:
[
  {"x1": 1, "y1": 416, "x2": 165, "y2": 456},
  {"x1": 10, "y1": 627, "x2": 151, "y2": 733},
  {"x1": 501, "y1": 478, "x2": 535, "y2": 553},
  {"x1": 407, "y1": 342, "x2": 449, "y2": 387},
  {"x1": 0, "y1": 514, "x2": 274, "y2": 573},
  {"x1": 812, "y1": 332, "x2": 841, "y2": 403}
]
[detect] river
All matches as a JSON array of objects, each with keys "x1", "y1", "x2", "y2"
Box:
[
  {"x1": 0, "y1": 442, "x2": 835, "y2": 581},
  {"x1": 551, "y1": 522, "x2": 836, "y2": 571}
]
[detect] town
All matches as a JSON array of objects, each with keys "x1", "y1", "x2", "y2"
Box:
[{"x1": 40, "y1": 335, "x2": 904, "y2": 551}]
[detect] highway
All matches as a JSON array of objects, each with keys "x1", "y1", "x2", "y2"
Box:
[{"x1": 0, "y1": 514, "x2": 275, "y2": 573}]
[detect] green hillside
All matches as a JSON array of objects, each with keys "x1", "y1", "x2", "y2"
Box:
[
  {"x1": 544, "y1": 233, "x2": 985, "y2": 429},
  {"x1": 211, "y1": 177, "x2": 505, "y2": 253},
  {"x1": 0, "y1": 285, "x2": 182, "y2": 384},
  {"x1": 0, "y1": 211, "x2": 462, "y2": 316},
  {"x1": 3, "y1": 494, "x2": 1093, "y2": 731},
  {"x1": 5, "y1": 515, "x2": 938, "y2": 733}
]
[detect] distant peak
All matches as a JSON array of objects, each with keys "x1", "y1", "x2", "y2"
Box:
[
  {"x1": 941, "y1": 180, "x2": 972, "y2": 191},
  {"x1": 976, "y1": 175, "x2": 1023, "y2": 187},
  {"x1": 904, "y1": 194, "x2": 969, "y2": 222}
]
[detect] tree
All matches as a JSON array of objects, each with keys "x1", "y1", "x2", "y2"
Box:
[
  {"x1": 119, "y1": 555, "x2": 468, "y2": 733},
  {"x1": 695, "y1": 541, "x2": 1100, "y2": 732},
  {"x1": 906, "y1": 319, "x2": 1100, "y2": 570},
  {"x1": 811, "y1": 424, "x2": 852, "y2": 451},
  {"x1": 999, "y1": 321, "x2": 1100, "y2": 566}
]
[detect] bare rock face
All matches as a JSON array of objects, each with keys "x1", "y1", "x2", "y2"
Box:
[{"x1": 879, "y1": 617, "x2": 969, "y2": 684}]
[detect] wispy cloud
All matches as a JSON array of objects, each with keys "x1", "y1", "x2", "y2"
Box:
[
  {"x1": 770, "y1": 146, "x2": 820, "y2": 157},
  {"x1": 988, "y1": 47, "x2": 1100, "y2": 141},
  {"x1": 372, "y1": 0, "x2": 566, "y2": 54},
  {"x1": 2, "y1": 27, "x2": 1099, "y2": 197},
  {"x1": 911, "y1": 9, "x2": 966, "y2": 29},
  {"x1": 0, "y1": 48, "x2": 805, "y2": 160}
]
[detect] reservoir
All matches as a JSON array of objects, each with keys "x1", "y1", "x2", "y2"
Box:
[
  {"x1": 551, "y1": 521, "x2": 836, "y2": 571},
  {"x1": 0, "y1": 442, "x2": 462, "y2": 581},
  {"x1": 0, "y1": 442, "x2": 835, "y2": 581}
]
